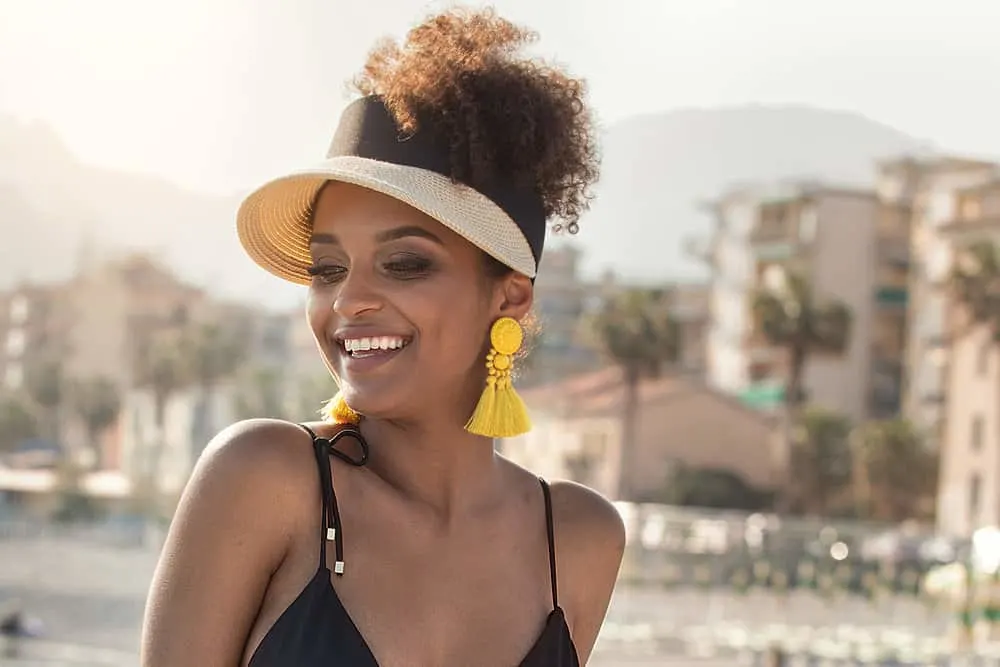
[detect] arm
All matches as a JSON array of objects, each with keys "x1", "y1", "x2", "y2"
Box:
[
  {"x1": 140, "y1": 419, "x2": 306, "y2": 667},
  {"x1": 551, "y1": 481, "x2": 626, "y2": 665}
]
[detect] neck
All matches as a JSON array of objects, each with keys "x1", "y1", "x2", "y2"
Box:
[{"x1": 359, "y1": 414, "x2": 502, "y2": 519}]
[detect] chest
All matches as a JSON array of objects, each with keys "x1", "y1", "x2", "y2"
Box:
[{"x1": 329, "y1": 515, "x2": 555, "y2": 666}]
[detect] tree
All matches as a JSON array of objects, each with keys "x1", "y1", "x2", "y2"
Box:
[
  {"x1": 131, "y1": 333, "x2": 191, "y2": 517},
  {"x1": 951, "y1": 240, "x2": 1000, "y2": 339},
  {"x1": 71, "y1": 377, "x2": 121, "y2": 469},
  {"x1": 233, "y1": 366, "x2": 288, "y2": 421},
  {"x1": 592, "y1": 287, "x2": 682, "y2": 500},
  {"x1": 23, "y1": 359, "x2": 65, "y2": 441},
  {"x1": 853, "y1": 419, "x2": 936, "y2": 521},
  {"x1": 0, "y1": 394, "x2": 39, "y2": 454},
  {"x1": 951, "y1": 240, "x2": 1000, "y2": 452},
  {"x1": 786, "y1": 407, "x2": 854, "y2": 516},
  {"x1": 661, "y1": 463, "x2": 773, "y2": 511},
  {"x1": 183, "y1": 322, "x2": 250, "y2": 392},
  {"x1": 753, "y1": 269, "x2": 852, "y2": 512},
  {"x1": 289, "y1": 372, "x2": 339, "y2": 422},
  {"x1": 752, "y1": 269, "x2": 852, "y2": 412},
  {"x1": 181, "y1": 322, "x2": 250, "y2": 455}
]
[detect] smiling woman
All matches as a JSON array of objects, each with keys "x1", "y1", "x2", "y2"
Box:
[{"x1": 140, "y1": 7, "x2": 624, "y2": 667}]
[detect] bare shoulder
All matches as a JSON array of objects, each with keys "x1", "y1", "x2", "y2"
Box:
[
  {"x1": 547, "y1": 480, "x2": 625, "y2": 664},
  {"x1": 141, "y1": 418, "x2": 319, "y2": 666},
  {"x1": 548, "y1": 479, "x2": 626, "y2": 556},
  {"x1": 201, "y1": 417, "x2": 313, "y2": 468},
  {"x1": 187, "y1": 418, "x2": 320, "y2": 510}
]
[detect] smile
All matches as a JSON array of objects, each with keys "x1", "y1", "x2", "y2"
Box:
[{"x1": 340, "y1": 335, "x2": 411, "y2": 358}]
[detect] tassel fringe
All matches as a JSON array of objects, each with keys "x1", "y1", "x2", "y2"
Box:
[{"x1": 322, "y1": 392, "x2": 361, "y2": 424}]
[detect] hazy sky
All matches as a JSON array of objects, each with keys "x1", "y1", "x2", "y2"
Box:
[{"x1": 2, "y1": 0, "x2": 999, "y2": 196}]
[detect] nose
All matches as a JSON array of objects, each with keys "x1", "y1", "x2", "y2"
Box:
[{"x1": 332, "y1": 267, "x2": 383, "y2": 318}]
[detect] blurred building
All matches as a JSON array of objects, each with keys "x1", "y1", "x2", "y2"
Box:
[
  {"x1": 883, "y1": 157, "x2": 999, "y2": 443},
  {"x1": 695, "y1": 182, "x2": 911, "y2": 422},
  {"x1": 689, "y1": 186, "x2": 759, "y2": 396},
  {"x1": 665, "y1": 283, "x2": 710, "y2": 375},
  {"x1": 0, "y1": 283, "x2": 71, "y2": 394},
  {"x1": 909, "y1": 165, "x2": 1000, "y2": 537},
  {"x1": 503, "y1": 367, "x2": 781, "y2": 501},
  {"x1": 525, "y1": 246, "x2": 605, "y2": 386}
]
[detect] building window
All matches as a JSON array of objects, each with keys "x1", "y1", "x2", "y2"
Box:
[
  {"x1": 798, "y1": 206, "x2": 818, "y2": 243},
  {"x1": 972, "y1": 415, "x2": 984, "y2": 450},
  {"x1": 925, "y1": 241, "x2": 951, "y2": 282},
  {"x1": 3, "y1": 363, "x2": 22, "y2": 390},
  {"x1": 979, "y1": 340, "x2": 991, "y2": 377},
  {"x1": 970, "y1": 473, "x2": 982, "y2": 523},
  {"x1": 929, "y1": 191, "x2": 955, "y2": 225},
  {"x1": 8, "y1": 295, "x2": 29, "y2": 324},
  {"x1": 4, "y1": 329, "x2": 25, "y2": 358},
  {"x1": 961, "y1": 197, "x2": 982, "y2": 220}
]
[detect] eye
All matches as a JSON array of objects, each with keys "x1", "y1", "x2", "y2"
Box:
[
  {"x1": 383, "y1": 255, "x2": 434, "y2": 279},
  {"x1": 307, "y1": 264, "x2": 347, "y2": 284}
]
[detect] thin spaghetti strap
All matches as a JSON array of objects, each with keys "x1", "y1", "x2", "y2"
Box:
[
  {"x1": 297, "y1": 424, "x2": 334, "y2": 572},
  {"x1": 538, "y1": 477, "x2": 559, "y2": 610},
  {"x1": 296, "y1": 423, "x2": 370, "y2": 577}
]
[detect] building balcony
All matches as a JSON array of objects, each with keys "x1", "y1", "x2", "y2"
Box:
[
  {"x1": 877, "y1": 238, "x2": 910, "y2": 268},
  {"x1": 938, "y1": 215, "x2": 1000, "y2": 242},
  {"x1": 749, "y1": 222, "x2": 806, "y2": 260},
  {"x1": 868, "y1": 357, "x2": 902, "y2": 419},
  {"x1": 877, "y1": 202, "x2": 911, "y2": 240},
  {"x1": 750, "y1": 239, "x2": 804, "y2": 262},
  {"x1": 938, "y1": 180, "x2": 1000, "y2": 241},
  {"x1": 875, "y1": 287, "x2": 908, "y2": 309},
  {"x1": 748, "y1": 197, "x2": 815, "y2": 260}
]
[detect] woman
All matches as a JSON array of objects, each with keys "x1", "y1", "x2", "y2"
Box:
[{"x1": 141, "y1": 7, "x2": 624, "y2": 667}]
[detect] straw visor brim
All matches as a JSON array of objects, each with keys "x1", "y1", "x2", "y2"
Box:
[{"x1": 237, "y1": 155, "x2": 538, "y2": 285}]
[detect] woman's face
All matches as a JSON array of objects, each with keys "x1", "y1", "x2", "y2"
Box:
[{"x1": 306, "y1": 182, "x2": 532, "y2": 422}]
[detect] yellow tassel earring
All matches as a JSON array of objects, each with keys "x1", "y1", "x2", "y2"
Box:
[
  {"x1": 321, "y1": 391, "x2": 361, "y2": 425},
  {"x1": 465, "y1": 316, "x2": 532, "y2": 438}
]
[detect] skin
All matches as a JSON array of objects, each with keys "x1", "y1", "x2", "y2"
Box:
[{"x1": 140, "y1": 182, "x2": 625, "y2": 667}]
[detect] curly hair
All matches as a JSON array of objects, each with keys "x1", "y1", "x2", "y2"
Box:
[{"x1": 352, "y1": 6, "x2": 599, "y2": 233}]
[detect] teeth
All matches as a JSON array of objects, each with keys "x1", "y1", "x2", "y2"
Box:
[{"x1": 343, "y1": 336, "x2": 408, "y2": 354}]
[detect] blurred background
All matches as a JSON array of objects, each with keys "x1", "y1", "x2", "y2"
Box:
[{"x1": 2, "y1": 0, "x2": 1000, "y2": 664}]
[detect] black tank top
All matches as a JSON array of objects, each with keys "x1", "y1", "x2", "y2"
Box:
[{"x1": 247, "y1": 425, "x2": 580, "y2": 667}]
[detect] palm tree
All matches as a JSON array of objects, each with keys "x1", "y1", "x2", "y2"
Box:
[
  {"x1": 181, "y1": 323, "x2": 250, "y2": 454},
  {"x1": 183, "y1": 323, "x2": 250, "y2": 393},
  {"x1": 71, "y1": 377, "x2": 121, "y2": 469},
  {"x1": 290, "y1": 372, "x2": 339, "y2": 421},
  {"x1": 233, "y1": 366, "x2": 289, "y2": 421},
  {"x1": 753, "y1": 269, "x2": 851, "y2": 513},
  {"x1": 592, "y1": 287, "x2": 682, "y2": 500},
  {"x1": 131, "y1": 334, "x2": 191, "y2": 517},
  {"x1": 952, "y1": 239, "x2": 1000, "y2": 423},
  {"x1": 23, "y1": 359, "x2": 65, "y2": 442},
  {"x1": 0, "y1": 394, "x2": 39, "y2": 455},
  {"x1": 752, "y1": 269, "x2": 852, "y2": 412},
  {"x1": 786, "y1": 407, "x2": 853, "y2": 516},
  {"x1": 853, "y1": 418, "x2": 936, "y2": 521}
]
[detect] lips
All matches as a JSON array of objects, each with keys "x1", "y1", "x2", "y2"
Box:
[{"x1": 334, "y1": 332, "x2": 412, "y2": 374}]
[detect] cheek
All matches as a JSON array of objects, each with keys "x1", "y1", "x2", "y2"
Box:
[{"x1": 306, "y1": 287, "x2": 332, "y2": 336}]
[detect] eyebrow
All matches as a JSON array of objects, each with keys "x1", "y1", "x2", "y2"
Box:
[{"x1": 309, "y1": 225, "x2": 444, "y2": 246}]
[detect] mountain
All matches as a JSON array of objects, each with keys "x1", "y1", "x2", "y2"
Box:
[
  {"x1": 563, "y1": 105, "x2": 933, "y2": 282},
  {"x1": 0, "y1": 106, "x2": 933, "y2": 307},
  {"x1": 0, "y1": 116, "x2": 304, "y2": 308}
]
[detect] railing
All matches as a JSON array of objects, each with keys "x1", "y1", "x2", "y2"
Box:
[
  {"x1": 0, "y1": 506, "x2": 990, "y2": 664},
  {"x1": 0, "y1": 515, "x2": 153, "y2": 548}
]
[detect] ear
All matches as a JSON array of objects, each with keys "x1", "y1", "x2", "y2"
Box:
[{"x1": 494, "y1": 272, "x2": 534, "y2": 322}]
